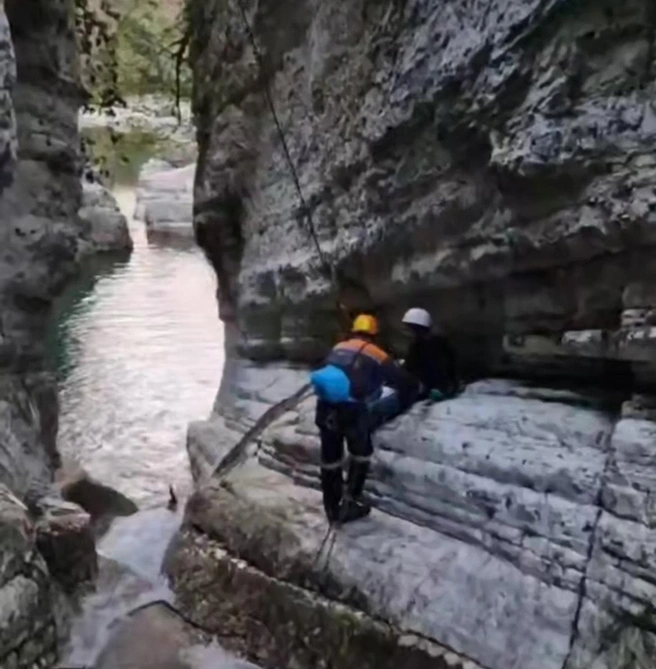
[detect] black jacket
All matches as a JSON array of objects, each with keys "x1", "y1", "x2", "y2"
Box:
[{"x1": 404, "y1": 334, "x2": 458, "y2": 398}]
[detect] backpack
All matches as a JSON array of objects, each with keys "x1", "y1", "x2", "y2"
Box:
[
  {"x1": 310, "y1": 341, "x2": 370, "y2": 403},
  {"x1": 310, "y1": 364, "x2": 353, "y2": 403}
]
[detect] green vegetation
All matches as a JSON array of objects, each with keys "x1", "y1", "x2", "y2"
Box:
[
  {"x1": 114, "y1": 0, "x2": 192, "y2": 99},
  {"x1": 75, "y1": 0, "x2": 192, "y2": 109}
]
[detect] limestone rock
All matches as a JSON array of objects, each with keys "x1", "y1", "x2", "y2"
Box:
[
  {"x1": 0, "y1": 1, "x2": 89, "y2": 665},
  {"x1": 93, "y1": 605, "x2": 207, "y2": 669},
  {"x1": 77, "y1": 179, "x2": 133, "y2": 256},
  {"x1": 189, "y1": 0, "x2": 656, "y2": 384},
  {"x1": 183, "y1": 0, "x2": 656, "y2": 667},
  {"x1": 176, "y1": 373, "x2": 656, "y2": 669},
  {"x1": 169, "y1": 525, "x2": 478, "y2": 669},
  {"x1": 135, "y1": 162, "x2": 195, "y2": 238},
  {"x1": 0, "y1": 5, "x2": 16, "y2": 195},
  {"x1": 0, "y1": 485, "x2": 59, "y2": 669},
  {"x1": 34, "y1": 496, "x2": 97, "y2": 594}
]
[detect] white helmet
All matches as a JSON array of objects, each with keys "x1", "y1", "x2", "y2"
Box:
[{"x1": 402, "y1": 308, "x2": 432, "y2": 329}]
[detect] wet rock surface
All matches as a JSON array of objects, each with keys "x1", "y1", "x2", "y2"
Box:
[
  {"x1": 34, "y1": 496, "x2": 97, "y2": 595},
  {"x1": 0, "y1": 485, "x2": 60, "y2": 669},
  {"x1": 93, "y1": 605, "x2": 207, "y2": 669}
]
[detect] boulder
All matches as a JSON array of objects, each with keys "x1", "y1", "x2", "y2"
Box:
[
  {"x1": 93, "y1": 605, "x2": 206, "y2": 669},
  {"x1": 56, "y1": 460, "x2": 138, "y2": 538},
  {"x1": 35, "y1": 496, "x2": 97, "y2": 594},
  {"x1": 134, "y1": 162, "x2": 195, "y2": 238},
  {"x1": 77, "y1": 179, "x2": 133, "y2": 255}
]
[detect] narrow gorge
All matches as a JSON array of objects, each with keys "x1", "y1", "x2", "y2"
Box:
[{"x1": 2, "y1": 1, "x2": 656, "y2": 669}]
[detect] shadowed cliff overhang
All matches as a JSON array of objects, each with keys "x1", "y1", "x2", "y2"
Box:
[{"x1": 188, "y1": 0, "x2": 656, "y2": 386}]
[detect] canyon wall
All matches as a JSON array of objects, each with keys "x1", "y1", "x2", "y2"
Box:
[
  {"x1": 171, "y1": 1, "x2": 656, "y2": 669},
  {"x1": 0, "y1": 2, "x2": 95, "y2": 667}
]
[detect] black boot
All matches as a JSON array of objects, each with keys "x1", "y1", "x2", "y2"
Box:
[
  {"x1": 340, "y1": 459, "x2": 372, "y2": 523},
  {"x1": 320, "y1": 467, "x2": 343, "y2": 523},
  {"x1": 346, "y1": 459, "x2": 370, "y2": 500},
  {"x1": 339, "y1": 497, "x2": 371, "y2": 523}
]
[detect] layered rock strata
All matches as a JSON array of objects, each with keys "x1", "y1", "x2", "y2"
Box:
[{"x1": 176, "y1": 0, "x2": 656, "y2": 668}]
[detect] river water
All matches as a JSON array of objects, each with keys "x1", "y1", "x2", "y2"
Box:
[
  {"x1": 51, "y1": 187, "x2": 256, "y2": 667},
  {"x1": 51, "y1": 187, "x2": 224, "y2": 507}
]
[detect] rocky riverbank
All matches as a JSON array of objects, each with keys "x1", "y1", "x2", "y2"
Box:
[{"x1": 167, "y1": 1, "x2": 656, "y2": 668}]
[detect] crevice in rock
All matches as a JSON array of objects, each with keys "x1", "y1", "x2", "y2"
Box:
[{"x1": 562, "y1": 414, "x2": 618, "y2": 669}]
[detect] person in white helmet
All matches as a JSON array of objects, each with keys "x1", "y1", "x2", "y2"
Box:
[{"x1": 401, "y1": 308, "x2": 458, "y2": 400}]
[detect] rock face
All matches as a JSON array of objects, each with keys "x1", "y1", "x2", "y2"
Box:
[
  {"x1": 176, "y1": 1, "x2": 656, "y2": 669},
  {"x1": 0, "y1": 485, "x2": 61, "y2": 669},
  {"x1": 34, "y1": 495, "x2": 97, "y2": 595},
  {"x1": 189, "y1": 0, "x2": 656, "y2": 382},
  {"x1": 77, "y1": 178, "x2": 133, "y2": 255},
  {"x1": 0, "y1": 1, "x2": 97, "y2": 666},
  {"x1": 135, "y1": 161, "x2": 195, "y2": 238}
]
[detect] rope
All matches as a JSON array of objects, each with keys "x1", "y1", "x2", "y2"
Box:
[
  {"x1": 233, "y1": 0, "x2": 332, "y2": 279},
  {"x1": 232, "y1": 0, "x2": 359, "y2": 340}
]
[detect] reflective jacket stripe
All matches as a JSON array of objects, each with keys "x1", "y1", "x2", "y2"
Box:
[{"x1": 333, "y1": 338, "x2": 390, "y2": 364}]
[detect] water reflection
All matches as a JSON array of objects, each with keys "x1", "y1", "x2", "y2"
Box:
[{"x1": 51, "y1": 188, "x2": 224, "y2": 506}]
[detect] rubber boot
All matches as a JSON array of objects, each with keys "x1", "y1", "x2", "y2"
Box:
[
  {"x1": 339, "y1": 497, "x2": 371, "y2": 523},
  {"x1": 346, "y1": 459, "x2": 370, "y2": 499},
  {"x1": 320, "y1": 467, "x2": 343, "y2": 523},
  {"x1": 340, "y1": 459, "x2": 371, "y2": 523}
]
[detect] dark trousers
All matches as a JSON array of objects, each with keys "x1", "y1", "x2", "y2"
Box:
[{"x1": 315, "y1": 400, "x2": 373, "y2": 519}]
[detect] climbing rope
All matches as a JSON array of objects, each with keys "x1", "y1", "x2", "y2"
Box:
[
  {"x1": 232, "y1": 0, "x2": 354, "y2": 335},
  {"x1": 233, "y1": 0, "x2": 331, "y2": 278}
]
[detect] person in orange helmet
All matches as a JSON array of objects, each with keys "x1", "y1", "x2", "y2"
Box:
[{"x1": 310, "y1": 314, "x2": 418, "y2": 524}]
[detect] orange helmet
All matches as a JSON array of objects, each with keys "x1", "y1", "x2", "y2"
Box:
[{"x1": 351, "y1": 314, "x2": 379, "y2": 336}]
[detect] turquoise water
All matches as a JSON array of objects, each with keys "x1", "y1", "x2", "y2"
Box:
[{"x1": 50, "y1": 188, "x2": 224, "y2": 506}]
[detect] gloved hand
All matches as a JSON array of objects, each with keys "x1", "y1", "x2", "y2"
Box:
[{"x1": 428, "y1": 388, "x2": 444, "y2": 402}]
